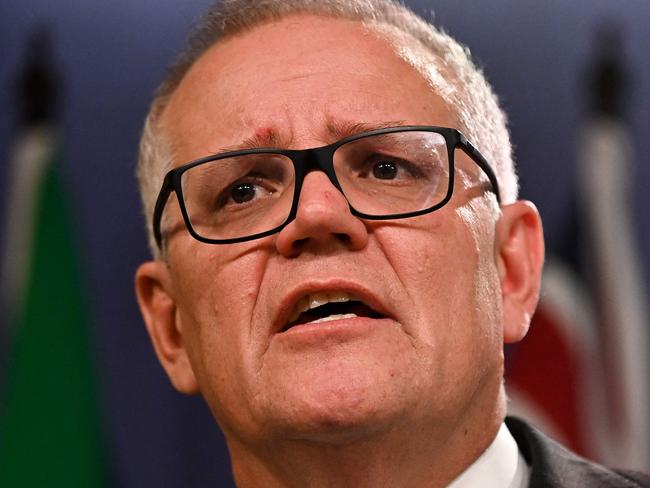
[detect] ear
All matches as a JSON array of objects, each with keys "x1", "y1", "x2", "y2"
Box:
[
  {"x1": 495, "y1": 201, "x2": 545, "y2": 344},
  {"x1": 135, "y1": 261, "x2": 199, "y2": 394}
]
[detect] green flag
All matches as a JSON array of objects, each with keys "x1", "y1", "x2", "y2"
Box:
[{"x1": 0, "y1": 127, "x2": 105, "y2": 487}]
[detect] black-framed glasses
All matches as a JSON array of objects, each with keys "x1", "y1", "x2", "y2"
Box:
[{"x1": 152, "y1": 126, "x2": 500, "y2": 248}]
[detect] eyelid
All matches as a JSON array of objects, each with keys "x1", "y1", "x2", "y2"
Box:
[
  {"x1": 344, "y1": 153, "x2": 424, "y2": 182},
  {"x1": 217, "y1": 176, "x2": 275, "y2": 209}
]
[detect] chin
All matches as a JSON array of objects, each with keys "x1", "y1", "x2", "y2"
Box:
[
  {"x1": 257, "y1": 362, "x2": 414, "y2": 444},
  {"x1": 278, "y1": 398, "x2": 400, "y2": 445}
]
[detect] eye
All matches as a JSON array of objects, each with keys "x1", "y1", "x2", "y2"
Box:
[
  {"x1": 222, "y1": 178, "x2": 275, "y2": 207},
  {"x1": 230, "y1": 182, "x2": 257, "y2": 203},
  {"x1": 372, "y1": 161, "x2": 399, "y2": 180},
  {"x1": 361, "y1": 156, "x2": 424, "y2": 182}
]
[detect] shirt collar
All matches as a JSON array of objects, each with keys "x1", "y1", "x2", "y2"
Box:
[{"x1": 447, "y1": 422, "x2": 530, "y2": 488}]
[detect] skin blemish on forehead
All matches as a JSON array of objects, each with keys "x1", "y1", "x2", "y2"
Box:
[
  {"x1": 221, "y1": 119, "x2": 416, "y2": 155},
  {"x1": 213, "y1": 125, "x2": 293, "y2": 153},
  {"x1": 253, "y1": 127, "x2": 280, "y2": 146},
  {"x1": 238, "y1": 127, "x2": 285, "y2": 150}
]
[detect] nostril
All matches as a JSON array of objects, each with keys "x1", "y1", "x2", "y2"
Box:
[
  {"x1": 289, "y1": 233, "x2": 350, "y2": 254},
  {"x1": 334, "y1": 233, "x2": 351, "y2": 244},
  {"x1": 274, "y1": 190, "x2": 369, "y2": 256},
  {"x1": 293, "y1": 237, "x2": 309, "y2": 249}
]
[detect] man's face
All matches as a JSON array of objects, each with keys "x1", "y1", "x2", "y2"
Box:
[{"x1": 152, "y1": 14, "x2": 508, "y2": 446}]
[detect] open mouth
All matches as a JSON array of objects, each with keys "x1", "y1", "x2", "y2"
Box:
[{"x1": 282, "y1": 292, "x2": 385, "y2": 332}]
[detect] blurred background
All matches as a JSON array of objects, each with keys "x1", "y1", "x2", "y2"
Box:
[{"x1": 0, "y1": 0, "x2": 648, "y2": 486}]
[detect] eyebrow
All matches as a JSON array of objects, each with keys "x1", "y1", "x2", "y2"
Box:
[
  {"x1": 214, "y1": 128, "x2": 290, "y2": 153},
  {"x1": 325, "y1": 120, "x2": 407, "y2": 140},
  {"x1": 212, "y1": 119, "x2": 408, "y2": 154}
]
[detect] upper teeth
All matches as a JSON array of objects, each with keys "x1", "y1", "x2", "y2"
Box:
[{"x1": 288, "y1": 291, "x2": 357, "y2": 323}]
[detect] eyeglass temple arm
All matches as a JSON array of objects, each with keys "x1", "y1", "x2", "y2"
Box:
[
  {"x1": 152, "y1": 174, "x2": 173, "y2": 250},
  {"x1": 457, "y1": 134, "x2": 501, "y2": 204}
]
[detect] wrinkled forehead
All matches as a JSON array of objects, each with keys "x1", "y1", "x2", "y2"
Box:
[
  {"x1": 165, "y1": 15, "x2": 456, "y2": 113},
  {"x1": 159, "y1": 13, "x2": 459, "y2": 163}
]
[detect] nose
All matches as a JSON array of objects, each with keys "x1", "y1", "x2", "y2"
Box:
[{"x1": 275, "y1": 171, "x2": 369, "y2": 257}]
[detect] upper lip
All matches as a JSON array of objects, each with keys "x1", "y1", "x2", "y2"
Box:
[{"x1": 272, "y1": 280, "x2": 394, "y2": 334}]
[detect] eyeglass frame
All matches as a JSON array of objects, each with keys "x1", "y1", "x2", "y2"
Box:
[{"x1": 152, "y1": 125, "x2": 501, "y2": 249}]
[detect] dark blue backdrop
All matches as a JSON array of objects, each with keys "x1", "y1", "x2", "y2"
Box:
[{"x1": 1, "y1": 1, "x2": 649, "y2": 486}]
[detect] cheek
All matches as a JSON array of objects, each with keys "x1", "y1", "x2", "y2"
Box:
[
  {"x1": 376, "y1": 213, "x2": 481, "y2": 325},
  {"x1": 376, "y1": 206, "x2": 502, "y2": 368},
  {"x1": 456, "y1": 198, "x2": 503, "y2": 341},
  {"x1": 170, "y1": 245, "x2": 271, "y2": 406},
  {"x1": 172, "y1": 242, "x2": 267, "y2": 323}
]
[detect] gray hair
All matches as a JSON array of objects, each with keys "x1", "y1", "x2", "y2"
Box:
[{"x1": 137, "y1": 0, "x2": 518, "y2": 258}]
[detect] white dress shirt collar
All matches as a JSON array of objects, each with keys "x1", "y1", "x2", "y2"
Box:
[{"x1": 447, "y1": 422, "x2": 530, "y2": 488}]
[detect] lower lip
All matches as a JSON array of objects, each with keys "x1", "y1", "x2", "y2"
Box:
[{"x1": 275, "y1": 316, "x2": 399, "y2": 343}]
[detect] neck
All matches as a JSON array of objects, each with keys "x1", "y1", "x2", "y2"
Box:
[{"x1": 227, "y1": 391, "x2": 506, "y2": 487}]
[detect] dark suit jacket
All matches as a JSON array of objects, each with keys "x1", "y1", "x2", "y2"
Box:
[{"x1": 506, "y1": 417, "x2": 650, "y2": 487}]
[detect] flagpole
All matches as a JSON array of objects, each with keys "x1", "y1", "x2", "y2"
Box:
[
  {"x1": 0, "y1": 27, "x2": 107, "y2": 487},
  {"x1": 577, "y1": 22, "x2": 650, "y2": 470},
  {"x1": 1, "y1": 27, "x2": 59, "y2": 332}
]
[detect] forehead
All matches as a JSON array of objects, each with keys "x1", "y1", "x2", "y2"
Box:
[{"x1": 161, "y1": 13, "x2": 456, "y2": 162}]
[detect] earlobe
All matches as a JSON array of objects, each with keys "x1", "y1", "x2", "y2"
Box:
[
  {"x1": 496, "y1": 201, "x2": 545, "y2": 344},
  {"x1": 135, "y1": 261, "x2": 200, "y2": 394}
]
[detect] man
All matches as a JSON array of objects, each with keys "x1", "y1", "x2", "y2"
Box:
[{"x1": 134, "y1": 0, "x2": 649, "y2": 486}]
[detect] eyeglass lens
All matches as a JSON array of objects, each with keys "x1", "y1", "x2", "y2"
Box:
[{"x1": 178, "y1": 130, "x2": 450, "y2": 241}]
